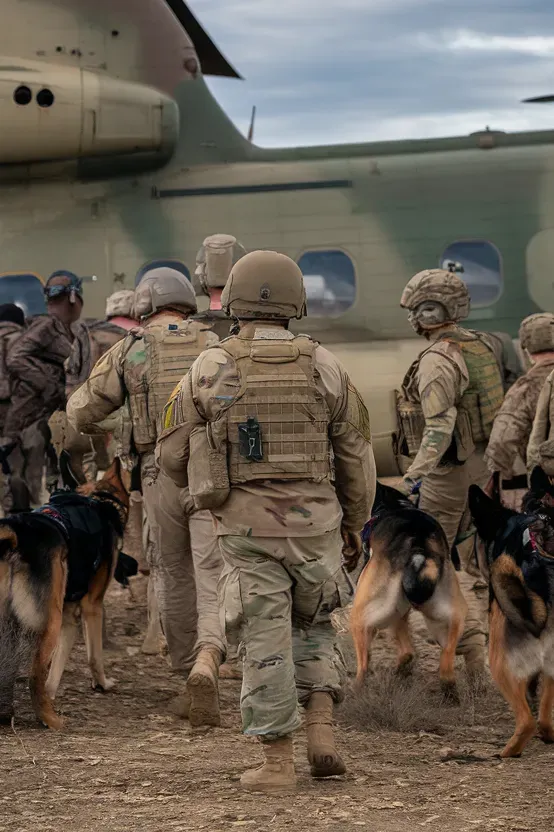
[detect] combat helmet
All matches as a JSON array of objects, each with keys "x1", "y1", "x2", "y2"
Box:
[
  {"x1": 106, "y1": 290, "x2": 135, "y2": 319},
  {"x1": 134, "y1": 267, "x2": 197, "y2": 319},
  {"x1": 194, "y1": 234, "x2": 247, "y2": 296},
  {"x1": 400, "y1": 269, "x2": 470, "y2": 322},
  {"x1": 221, "y1": 250, "x2": 306, "y2": 320},
  {"x1": 519, "y1": 313, "x2": 554, "y2": 355}
]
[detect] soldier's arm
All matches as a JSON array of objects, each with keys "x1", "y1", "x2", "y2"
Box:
[
  {"x1": 156, "y1": 371, "x2": 205, "y2": 488},
  {"x1": 6, "y1": 318, "x2": 58, "y2": 394},
  {"x1": 484, "y1": 380, "x2": 531, "y2": 478},
  {"x1": 406, "y1": 349, "x2": 464, "y2": 482},
  {"x1": 527, "y1": 375, "x2": 553, "y2": 471},
  {"x1": 66, "y1": 339, "x2": 127, "y2": 434},
  {"x1": 318, "y1": 348, "x2": 376, "y2": 532}
]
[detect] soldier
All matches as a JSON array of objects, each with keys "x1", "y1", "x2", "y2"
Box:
[
  {"x1": 157, "y1": 250, "x2": 376, "y2": 792},
  {"x1": 66, "y1": 267, "x2": 225, "y2": 725},
  {"x1": 485, "y1": 314, "x2": 554, "y2": 508},
  {"x1": 527, "y1": 324, "x2": 554, "y2": 475},
  {"x1": 193, "y1": 233, "x2": 247, "y2": 339},
  {"x1": 50, "y1": 289, "x2": 140, "y2": 486},
  {"x1": 0, "y1": 304, "x2": 25, "y2": 436},
  {"x1": 1, "y1": 272, "x2": 82, "y2": 510},
  {"x1": 396, "y1": 269, "x2": 505, "y2": 676}
]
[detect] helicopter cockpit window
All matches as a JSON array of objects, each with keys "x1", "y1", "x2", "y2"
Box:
[
  {"x1": 296, "y1": 250, "x2": 356, "y2": 317},
  {"x1": 135, "y1": 259, "x2": 191, "y2": 286},
  {"x1": 440, "y1": 240, "x2": 502, "y2": 307},
  {"x1": 0, "y1": 273, "x2": 45, "y2": 316}
]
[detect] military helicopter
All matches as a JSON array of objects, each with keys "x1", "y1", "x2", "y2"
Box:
[{"x1": 0, "y1": 0, "x2": 552, "y2": 473}]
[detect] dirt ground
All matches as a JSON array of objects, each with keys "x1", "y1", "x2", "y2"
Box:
[{"x1": 1, "y1": 580, "x2": 551, "y2": 832}]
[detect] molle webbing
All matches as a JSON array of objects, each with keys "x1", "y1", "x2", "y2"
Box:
[
  {"x1": 443, "y1": 333, "x2": 504, "y2": 442},
  {"x1": 130, "y1": 322, "x2": 211, "y2": 450},
  {"x1": 219, "y1": 335, "x2": 330, "y2": 483}
]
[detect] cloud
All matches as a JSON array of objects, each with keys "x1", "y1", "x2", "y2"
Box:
[{"x1": 190, "y1": 0, "x2": 554, "y2": 146}]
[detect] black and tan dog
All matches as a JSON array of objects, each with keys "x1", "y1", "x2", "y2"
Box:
[
  {"x1": 469, "y1": 468, "x2": 554, "y2": 758},
  {"x1": 0, "y1": 455, "x2": 128, "y2": 729},
  {"x1": 350, "y1": 481, "x2": 467, "y2": 694}
]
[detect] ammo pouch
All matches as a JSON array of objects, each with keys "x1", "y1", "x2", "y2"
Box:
[
  {"x1": 188, "y1": 422, "x2": 230, "y2": 510},
  {"x1": 395, "y1": 390, "x2": 425, "y2": 460}
]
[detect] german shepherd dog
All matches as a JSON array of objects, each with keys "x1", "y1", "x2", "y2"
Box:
[
  {"x1": 469, "y1": 467, "x2": 554, "y2": 758},
  {"x1": 350, "y1": 482, "x2": 468, "y2": 694},
  {"x1": 0, "y1": 454, "x2": 128, "y2": 729}
]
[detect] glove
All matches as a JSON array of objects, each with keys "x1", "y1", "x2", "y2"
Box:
[{"x1": 341, "y1": 527, "x2": 363, "y2": 573}]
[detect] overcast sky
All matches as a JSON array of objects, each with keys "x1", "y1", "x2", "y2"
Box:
[{"x1": 192, "y1": 0, "x2": 554, "y2": 147}]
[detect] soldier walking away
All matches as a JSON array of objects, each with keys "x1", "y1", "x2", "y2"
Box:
[
  {"x1": 157, "y1": 250, "x2": 376, "y2": 792},
  {"x1": 0, "y1": 304, "x2": 25, "y2": 436},
  {"x1": 49, "y1": 289, "x2": 140, "y2": 487},
  {"x1": 66, "y1": 268, "x2": 226, "y2": 725},
  {"x1": 485, "y1": 313, "x2": 554, "y2": 509},
  {"x1": 193, "y1": 233, "x2": 247, "y2": 340},
  {"x1": 1, "y1": 271, "x2": 82, "y2": 511},
  {"x1": 396, "y1": 269, "x2": 505, "y2": 678}
]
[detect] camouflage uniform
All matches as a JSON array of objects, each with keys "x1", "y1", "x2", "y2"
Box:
[
  {"x1": 528, "y1": 374, "x2": 554, "y2": 475},
  {"x1": 157, "y1": 250, "x2": 376, "y2": 789},
  {"x1": 397, "y1": 270, "x2": 505, "y2": 672},
  {"x1": 0, "y1": 310, "x2": 25, "y2": 436},
  {"x1": 485, "y1": 314, "x2": 554, "y2": 508},
  {"x1": 2, "y1": 314, "x2": 74, "y2": 508},
  {"x1": 67, "y1": 272, "x2": 223, "y2": 686}
]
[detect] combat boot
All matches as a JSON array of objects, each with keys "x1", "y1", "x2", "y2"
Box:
[
  {"x1": 305, "y1": 691, "x2": 346, "y2": 778},
  {"x1": 240, "y1": 736, "x2": 297, "y2": 793},
  {"x1": 187, "y1": 645, "x2": 222, "y2": 727}
]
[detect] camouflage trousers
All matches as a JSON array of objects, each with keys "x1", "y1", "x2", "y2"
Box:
[
  {"x1": 142, "y1": 457, "x2": 225, "y2": 674},
  {"x1": 219, "y1": 529, "x2": 347, "y2": 739},
  {"x1": 419, "y1": 449, "x2": 489, "y2": 667},
  {"x1": 1, "y1": 420, "x2": 50, "y2": 511}
]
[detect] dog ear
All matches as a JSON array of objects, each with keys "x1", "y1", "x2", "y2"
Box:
[
  {"x1": 374, "y1": 480, "x2": 406, "y2": 510},
  {"x1": 530, "y1": 466, "x2": 554, "y2": 496},
  {"x1": 59, "y1": 449, "x2": 80, "y2": 492},
  {"x1": 468, "y1": 484, "x2": 514, "y2": 543}
]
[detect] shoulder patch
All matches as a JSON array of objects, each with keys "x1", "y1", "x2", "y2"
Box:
[
  {"x1": 347, "y1": 381, "x2": 372, "y2": 442},
  {"x1": 162, "y1": 383, "x2": 185, "y2": 431}
]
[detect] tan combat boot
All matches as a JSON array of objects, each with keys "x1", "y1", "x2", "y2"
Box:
[
  {"x1": 240, "y1": 736, "x2": 297, "y2": 793},
  {"x1": 305, "y1": 692, "x2": 346, "y2": 778},
  {"x1": 187, "y1": 645, "x2": 222, "y2": 727},
  {"x1": 166, "y1": 689, "x2": 191, "y2": 719}
]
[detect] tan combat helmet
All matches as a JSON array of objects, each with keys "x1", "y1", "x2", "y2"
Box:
[
  {"x1": 221, "y1": 250, "x2": 306, "y2": 320},
  {"x1": 134, "y1": 267, "x2": 197, "y2": 319},
  {"x1": 400, "y1": 268, "x2": 470, "y2": 322},
  {"x1": 194, "y1": 234, "x2": 247, "y2": 297},
  {"x1": 519, "y1": 313, "x2": 554, "y2": 355},
  {"x1": 105, "y1": 289, "x2": 135, "y2": 319}
]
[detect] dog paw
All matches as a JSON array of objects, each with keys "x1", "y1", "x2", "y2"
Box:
[
  {"x1": 538, "y1": 723, "x2": 554, "y2": 744},
  {"x1": 39, "y1": 712, "x2": 64, "y2": 731},
  {"x1": 92, "y1": 678, "x2": 116, "y2": 693}
]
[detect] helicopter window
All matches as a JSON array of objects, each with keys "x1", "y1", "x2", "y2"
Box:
[
  {"x1": 0, "y1": 273, "x2": 45, "y2": 316},
  {"x1": 135, "y1": 260, "x2": 191, "y2": 285},
  {"x1": 440, "y1": 240, "x2": 502, "y2": 307},
  {"x1": 296, "y1": 250, "x2": 356, "y2": 317}
]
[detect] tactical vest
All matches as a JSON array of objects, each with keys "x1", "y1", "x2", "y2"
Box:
[
  {"x1": 396, "y1": 330, "x2": 504, "y2": 463},
  {"x1": 125, "y1": 319, "x2": 213, "y2": 453},
  {"x1": 216, "y1": 331, "x2": 331, "y2": 485}
]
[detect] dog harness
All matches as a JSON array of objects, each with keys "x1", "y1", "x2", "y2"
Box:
[{"x1": 35, "y1": 491, "x2": 106, "y2": 603}]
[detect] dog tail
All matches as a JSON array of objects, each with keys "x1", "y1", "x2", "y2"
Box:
[
  {"x1": 402, "y1": 548, "x2": 442, "y2": 606},
  {"x1": 492, "y1": 556, "x2": 548, "y2": 638}
]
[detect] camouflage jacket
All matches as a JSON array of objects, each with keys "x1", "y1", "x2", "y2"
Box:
[
  {"x1": 485, "y1": 357, "x2": 554, "y2": 479},
  {"x1": 156, "y1": 322, "x2": 376, "y2": 536},
  {"x1": 65, "y1": 318, "x2": 130, "y2": 396},
  {"x1": 3, "y1": 314, "x2": 74, "y2": 437},
  {"x1": 528, "y1": 367, "x2": 554, "y2": 473},
  {"x1": 0, "y1": 320, "x2": 24, "y2": 402}
]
